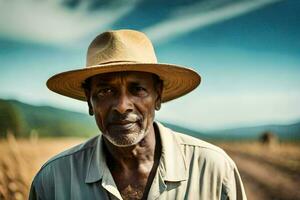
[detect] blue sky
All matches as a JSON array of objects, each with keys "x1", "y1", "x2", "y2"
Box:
[{"x1": 0, "y1": 0, "x2": 299, "y2": 130}]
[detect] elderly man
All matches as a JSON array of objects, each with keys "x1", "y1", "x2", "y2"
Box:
[{"x1": 29, "y1": 30, "x2": 247, "y2": 200}]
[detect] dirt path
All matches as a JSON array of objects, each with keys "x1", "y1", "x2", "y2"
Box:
[{"x1": 226, "y1": 150, "x2": 300, "y2": 200}]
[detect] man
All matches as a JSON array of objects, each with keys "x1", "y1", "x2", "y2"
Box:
[{"x1": 29, "y1": 29, "x2": 247, "y2": 200}]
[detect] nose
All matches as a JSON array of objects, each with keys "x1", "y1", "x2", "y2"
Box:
[{"x1": 113, "y1": 91, "x2": 133, "y2": 114}]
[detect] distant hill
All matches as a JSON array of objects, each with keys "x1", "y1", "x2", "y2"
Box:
[
  {"x1": 0, "y1": 99, "x2": 98, "y2": 138},
  {"x1": 162, "y1": 121, "x2": 300, "y2": 141},
  {"x1": 206, "y1": 123, "x2": 300, "y2": 141},
  {"x1": 0, "y1": 99, "x2": 299, "y2": 140},
  {"x1": 160, "y1": 122, "x2": 211, "y2": 140}
]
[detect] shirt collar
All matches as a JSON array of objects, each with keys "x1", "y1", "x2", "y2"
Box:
[
  {"x1": 85, "y1": 134, "x2": 105, "y2": 183},
  {"x1": 85, "y1": 121, "x2": 188, "y2": 184},
  {"x1": 155, "y1": 122, "x2": 187, "y2": 182}
]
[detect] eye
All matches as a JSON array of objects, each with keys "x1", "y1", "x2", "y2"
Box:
[
  {"x1": 131, "y1": 86, "x2": 148, "y2": 97},
  {"x1": 97, "y1": 87, "x2": 114, "y2": 97}
]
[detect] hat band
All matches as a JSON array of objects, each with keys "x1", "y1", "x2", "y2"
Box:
[{"x1": 87, "y1": 60, "x2": 141, "y2": 68}]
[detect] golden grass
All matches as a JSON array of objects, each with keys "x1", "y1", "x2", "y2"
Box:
[{"x1": 0, "y1": 134, "x2": 83, "y2": 200}]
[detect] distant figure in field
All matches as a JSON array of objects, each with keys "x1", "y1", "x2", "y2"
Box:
[
  {"x1": 29, "y1": 29, "x2": 247, "y2": 200},
  {"x1": 260, "y1": 131, "x2": 278, "y2": 146}
]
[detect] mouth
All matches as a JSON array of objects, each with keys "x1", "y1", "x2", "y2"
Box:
[{"x1": 108, "y1": 121, "x2": 137, "y2": 132}]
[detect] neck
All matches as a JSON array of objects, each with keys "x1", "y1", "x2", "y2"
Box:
[{"x1": 103, "y1": 124, "x2": 158, "y2": 171}]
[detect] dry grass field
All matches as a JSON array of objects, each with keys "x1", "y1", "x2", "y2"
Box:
[
  {"x1": 0, "y1": 135, "x2": 84, "y2": 200},
  {"x1": 0, "y1": 135, "x2": 299, "y2": 200}
]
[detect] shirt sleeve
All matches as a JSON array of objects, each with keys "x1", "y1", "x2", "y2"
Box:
[
  {"x1": 222, "y1": 165, "x2": 247, "y2": 200},
  {"x1": 28, "y1": 166, "x2": 52, "y2": 200},
  {"x1": 29, "y1": 178, "x2": 44, "y2": 200}
]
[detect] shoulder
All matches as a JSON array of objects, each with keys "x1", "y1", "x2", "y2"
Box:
[
  {"x1": 158, "y1": 122, "x2": 236, "y2": 172},
  {"x1": 175, "y1": 131, "x2": 231, "y2": 159},
  {"x1": 29, "y1": 136, "x2": 100, "y2": 199},
  {"x1": 156, "y1": 123, "x2": 247, "y2": 199},
  {"x1": 41, "y1": 135, "x2": 99, "y2": 169},
  {"x1": 171, "y1": 129, "x2": 238, "y2": 187},
  {"x1": 32, "y1": 135, "x2": 99, "y2": 184}
]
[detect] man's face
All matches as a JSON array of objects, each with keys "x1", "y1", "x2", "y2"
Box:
[{"x1": 86, "y1": 71, "x2": 162, "y2": 147}]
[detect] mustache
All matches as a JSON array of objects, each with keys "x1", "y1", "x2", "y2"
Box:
[{"x1": 107, "y1": 112, "x2": 141, "y2": 124}]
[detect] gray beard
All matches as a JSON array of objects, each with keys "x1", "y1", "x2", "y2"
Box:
[{"x1": 104, "y1": 128, "x2": 148, "y2": 147}]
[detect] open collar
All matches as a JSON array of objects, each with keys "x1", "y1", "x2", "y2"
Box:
[
  {"x1": 85, "y1": 134, "x2": 105, "y2": 183},
  {"x1": 155, "y1": 122, "x2": 188, "y2": 182},
  {"x1": 85, "y1": 121, "x2": 188, "y2": 184}
]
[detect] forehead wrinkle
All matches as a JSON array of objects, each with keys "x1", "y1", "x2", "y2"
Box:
[
  {"x1": 91, "y1": 73, "x2": 122, "y2": 87},
  {"x1": 100, "y1": 72, "x2": 129, "y2": 86}
]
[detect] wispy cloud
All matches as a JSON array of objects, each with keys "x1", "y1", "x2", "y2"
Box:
[
  {"x1": 0, "y1": 0, "x2": 283, "y2": 47},
  {"x1": 144, "y1": 0, "x2": 283, "y2": 44},
  {"x1": 0, "y1": 0, "x2": 139, "y2": 46}
]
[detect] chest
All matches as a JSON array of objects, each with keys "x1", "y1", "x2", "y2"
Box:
[{"x1": 113, "y1": 172, "x2": 149, "y2": 199}]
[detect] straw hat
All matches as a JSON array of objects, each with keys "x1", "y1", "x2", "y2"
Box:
[{"x1": 47, "y1": 29, "x2": 201, "y2": 102}]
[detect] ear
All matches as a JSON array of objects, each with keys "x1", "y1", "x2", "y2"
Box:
[
  {"x1": 155, "y1": 81, "x2": 163, "y2": 111},
  {"x1": 83, "y1": 87, "x2": 94, "y2": 116},
  {"x1": 155, "y1": 98, "x2": 161, "y2": 110}
]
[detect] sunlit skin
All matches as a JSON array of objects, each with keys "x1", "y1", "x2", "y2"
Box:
[{"x1": 84, "y1": 71, "x2": 163, "y2": 199}]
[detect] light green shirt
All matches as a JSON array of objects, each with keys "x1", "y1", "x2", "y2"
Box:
[{"x1": 29, "y1": 122, "x2": 247, "y2": 200}]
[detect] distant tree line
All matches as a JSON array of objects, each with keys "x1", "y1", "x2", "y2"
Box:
[
  {"x1": 0, "y1": 99, "x2": 26, "y2": 137},
  {"x1": 0, "y1": 99, "x2": 98, "y2": 138}
]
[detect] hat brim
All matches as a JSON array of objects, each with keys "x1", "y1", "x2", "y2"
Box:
[{"x1": 46, "y1": 62, "x2": 201, "y2": 103}]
